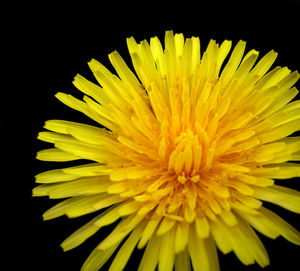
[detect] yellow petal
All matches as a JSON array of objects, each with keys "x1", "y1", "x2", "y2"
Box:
[
  {"x1": 209, "y1": 218, "x2": 232, "y2": 254},
  {"x1": 54, "y1": 141, "x2": 127, "y2": 164},
  {"x1": 81, "y1": 241, "x2": 121, "y2": 271},
  {"x1": 138, "y1": 216, "x2": 162, "y2": 249},
  {"x1": 249, "y1": 50, "x2": 277, "y2": 79},
  {"x1": 109, "y1": 50, "x2": 142, "y2": 92},
  {"x1": 235, "y1": 216, "x2": 270, "y2": 267},
  {"x1": 93, "y1": 205, "x2": 122, "y2": 227},
  {"x1": 55, "y1": 92, "x2": 113, "y2": 129},
  {"x1": 61, "y1": 213, "x2": 103, "y2": 251},
  {"x1": 67, "y1": 194, "x2": 122, "y2": 218},
  {"x1": 203, "y1": 234, "x2": 221, "y2": 271},
  {"x1": 118, "y1": 200, "x2": 141, "y2": 216},
  {"x1": 62, "y1": 163, "x2": 113, "y2": 177},
  {"x1": 156, "y1": 216, "x2": 176, "y2": 236},
  {"x1": 174, "y1": 222, "x2": 189, "y2": 253},
  {"x1": 37, "y1": 131, "x2": 74, "y2": 144},
  {"x1": 259, "y1": 207, "x2": 300, "y2": 245},
  {"x1": 33, "y1": 176, "x2": 111, "y2": 199},
  {"x1": 238, "y1": 207, "x2": 300, "y2": 245},
  {"x1": 137, "y1": 233, "x2": 161, "y2": 271},
  {"x1": 98, "y1": 214, "x2": 146, "y2": 250},
  {"x1": 42, "y1": 195, "x2": 105, "y2": 220},
  {"x1": 250, "y1": 163, "x2": 300, "y2": 179},
  {"x1": 220, "y1": 222, "x2": 255, "y2": 265},
  {"x1": 253, "y1": 185, "x2": 300, "y2": 213},
  {"x1": 219, "y1": 209, "x2": 238, "y2": 226},
  {"x1": 216, "y1": 40, "x2": 232, "y2": 76},
  {"x1": 109, "y1": 220, "x2": 145, "y2": 271},
  {"x1": 72, "y1": 73, "x2": 105, "y2": 105},
  {"x1": 36, "y1": 148, "x2": 80, "y2": 162},
  {"x1": 188, "y1": 223, "x2": 220, "y2": 271},
  {"x1": 174, "y1": 248, "x2": 192, "y2": 271},
  {"x1": 158, "y1": 227, "x2": 176, "y2": 271},
  {"x1": 235, "y1": 209, "x2": 280, "y2": 239},
  {"x1": 195, "y1": 216, "x2": 210, "y2": 238},
  {"x1": 35, "y1": 168, "x2": 78, "y2": 183},
  {"x1": 219, "y1": 40, "x2": 246, "y2": 88}
]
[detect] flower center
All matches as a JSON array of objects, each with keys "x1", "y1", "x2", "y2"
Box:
[{"x1": 166, "y1": 126, "x2": 216, "y2": 184}]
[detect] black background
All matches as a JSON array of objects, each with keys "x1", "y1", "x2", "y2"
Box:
[{"x1": 2, "y1": 0, "x2": 300, "y2": 270}]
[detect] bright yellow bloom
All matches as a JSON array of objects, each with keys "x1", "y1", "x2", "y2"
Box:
[{"x1": 34, "y1": 30, "x2": 300, "y2": 271}]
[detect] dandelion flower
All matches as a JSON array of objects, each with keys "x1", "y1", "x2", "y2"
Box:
[{"x1": 33, "y1": 30, "x2": 300, "y2": 271}]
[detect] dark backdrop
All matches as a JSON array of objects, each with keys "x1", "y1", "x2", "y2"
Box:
[{"x1": 2, "y1": 0, "x2": 300, "y2": 270}]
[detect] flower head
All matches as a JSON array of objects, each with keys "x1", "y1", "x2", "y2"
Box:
[{"x1": 34, "y1": 31, "x2": 300, "y2": 271}]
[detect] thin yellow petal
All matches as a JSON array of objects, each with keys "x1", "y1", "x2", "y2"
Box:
[
  {"x1": 249, "y1": 50, "x2": 277, "y2": 79},
  {"x1": 54, "y1": 141, "x2": 127, "y2": 164},
  {"x1": 174, "y1": 222, "x2": 189, "y2": 253},
  {"x1": 33, "y1": 176, "x2": 111, "y2": 199},
  {"x1": 239, "y1": 206, "x2": 300, "y2": 245},
  {"x1": 221, "y1": 223, "x2": 255, "y2": 265},
  {"x1": 250, "y1": 163, "x2": 300, "y2": 179},
  {"x1": 156, "y1": 216, "x2": 176, "y2": 236},
  {"x1": 253, "y1": 185, "x2": 300, "y2": 213},
  {"x1": 188, "y1": 223, "x2": 219, "y2": 271},
  {"x1": 138, "y1": 216, "x2": 162, "y2": 249},
  {"x1": 118, "y1": 200, "x2": 141, "y2": 216},
  {"x1": 109, "y1": 220, "x2": 145, "y2": 271},
  {"x1": 219, "y1": 209, "x2": 238, "y2": 226},
  {"x1": 35, "y1": 168, "x2": 78, "y2": 183},
  {"x1": 209, "y1": 218, "x2": 232, "y2": 254},
  {"x1": 62, "y1": 163, "x2": 113, "y2": 177},
  {"x1": 61, "y1": 213, "x2": 103, "y2": 251},
  {"x1": 98, "y1": 214, "x2": 146, "y2": 250},
  {"x1": 216, "y1": 40, "x2": 232, "y2": 75},
  {"x1": 67, "y1": 194, "x2": 122, "y2": 218},
  {"x1": 158, "y1": 227, "x2": 175, "y2": 271},
  {"x1": 81, "y1": 241, "x2": 121, "y2": 271},
  {"x1": 72, "y1": 73, "x2": 105, "y2": 105},
  {"x1": 55, "y1": 92, "x2": 113, "y2": 129},
  {"x1": 137, "y1": 233, "x2": 161, "y2": 271},
  {"x1": 219, "y1": 40, "x2": 246, "y2": 88},
  {"x1": 236, "y1": 210, "x2": 280, "y2": 239},
  {"x1": 235, "y1": 216, "x2": 270, "y2": 267},
  {"x1": 36, "y1": 148, "x2": 80, "y2": 162},
  {"x1": 93, "y1": 205, "x2": 123, "y2": 227},
  {"x1": 174, "y1": 248, "x2": 192, "y2": 271},
  {"x1": 109, "y1": 50, "x2": 142, "y2": 91},
  {"x1": 195, "y1": 216, "x2": 210, "y2": 238},
  {"x1": 260, "y1": 207, "x2": 300, "y2": 245},
  {"x1": 42, "y1": 195, "x2": 105, "y2": 220}
]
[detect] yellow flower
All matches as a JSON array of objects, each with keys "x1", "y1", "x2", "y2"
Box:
[{"x1": 33, "y1": 30, "x2": 300, "y2": 271}]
